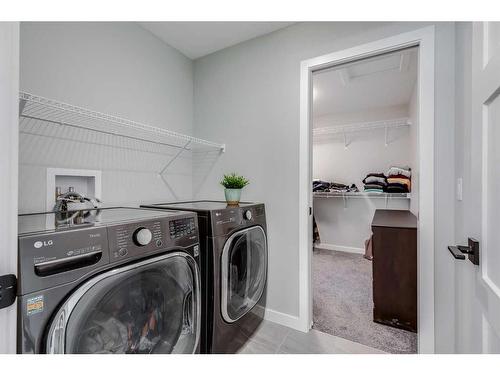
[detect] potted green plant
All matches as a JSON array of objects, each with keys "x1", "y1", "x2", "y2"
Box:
[{"x1": 220, "y1": 172, "x2": 249, "y2": 205}]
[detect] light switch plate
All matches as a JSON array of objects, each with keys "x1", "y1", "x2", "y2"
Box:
[{"x1": 456, "y1": 177, "x2": 463, "y2": 201}]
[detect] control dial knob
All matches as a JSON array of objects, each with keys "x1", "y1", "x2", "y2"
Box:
[
  {"x1": 244, "y1": 210, "x2": 253, "y2": 220},
  {"x1": 133, "y1": 227, "x2": 152, "y2": 246}
]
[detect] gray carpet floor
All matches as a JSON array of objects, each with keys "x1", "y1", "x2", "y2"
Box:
[{"x1": 312, "y1": 248, "x2": 417, "y2": 354}]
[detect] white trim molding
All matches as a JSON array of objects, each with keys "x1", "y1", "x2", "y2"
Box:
[
  {"x1": 314, "y1": 243, "x2": 365, "y2": 255},
  {"x1": 299, "y1": 26, "x2": 436, "y2": 354},
  {"x1": 261, "y1": 307, "x2": 303, "y2": 332},
  {"x1": 0, "y1": 22, "x2": 19, "y2": 354}
]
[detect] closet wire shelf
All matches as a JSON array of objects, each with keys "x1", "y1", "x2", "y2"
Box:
[
  {"x1": 313, "y1": 191, "x2": 410, "y2": 199},
  {"x1": 313, "y1": 191, "x2": 410, "y2": 209},
  {"x1": 18, "y1": 92, "x2": 225, "y2": 187}
]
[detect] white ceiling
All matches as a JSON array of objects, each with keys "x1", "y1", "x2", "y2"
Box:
[
  {"x1": 313, "y1": 47, "x2": 418, "y2": 120},
  {"x1": 139, "y1": 22, "x2": 294, "y2": 59}
]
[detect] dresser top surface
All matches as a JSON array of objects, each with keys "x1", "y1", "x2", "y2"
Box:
[{"x1": 371, "y1": 209, "x2": 417, "y2": 229}]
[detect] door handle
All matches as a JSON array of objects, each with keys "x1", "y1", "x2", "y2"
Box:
[{"x1": 448, "y1": 238, "x2": 479, "y2": 265}]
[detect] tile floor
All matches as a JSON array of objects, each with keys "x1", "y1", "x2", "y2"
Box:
[{"x1": 237, "y1": 319, "x2": 387, "y2": 354}]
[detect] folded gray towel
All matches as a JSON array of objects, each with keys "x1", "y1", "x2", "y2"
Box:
[{"x1": 387, "y1": 166, "x2": 411, "y2": 178}]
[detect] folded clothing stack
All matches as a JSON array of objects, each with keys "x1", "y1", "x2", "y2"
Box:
[
  {"x1": 362, "y1": 173, "x2": 387, "y2": 193},
  {"x1": 312, "y1": 180, "x2": 359, "y2": 193},
  {"x1": 312, "y1": 180, "x2": 331, "y2": 192},
  {"x1": 386, "y1": 166, "x2": 411, "y2": 193},
  {"x1": 330, "y1": 182, "x2": 359, "y2": 193}
]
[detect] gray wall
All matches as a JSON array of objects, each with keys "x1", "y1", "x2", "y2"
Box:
[
  {"x1": 453, "y1": 21, "x2": 479, "y2": 353},
  {"x1": 193, "y1": 22, "x2": 457, "y2": 352},
  {"x1": 19, "y1": 22, "x2": 194, "y2": 213}
]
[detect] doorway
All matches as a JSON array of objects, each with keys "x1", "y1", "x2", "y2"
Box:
[
  {"x1": 298, "y1": 26, "x2": 436, "y2": 354},
  {"x1": 311, "y1": 47, "x2": 418, "y2": 353}
]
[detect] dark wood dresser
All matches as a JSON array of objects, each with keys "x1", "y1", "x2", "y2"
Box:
[{"x1": 371, "y1": 209, "x2": 417, "y2": 332}]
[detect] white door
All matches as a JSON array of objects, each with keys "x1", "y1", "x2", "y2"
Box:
[
  {"x1": 467, "y1": 21, "x2": 500, "y2": 352},
  {"x1": 0, "y1": 22, "x2": 19, "y2": 354}
]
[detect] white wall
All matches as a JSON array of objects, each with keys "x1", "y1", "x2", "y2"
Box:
[
  {"x1": 312, "y1": 117, "x2": 413, "y2": 251},
  {"x1": 313, "y1": 196, "x2": 410, "y2": 252},
  {"x1": 193, "y1": 22, "x2": 457, "y2": 352},
  {"x1": 313, "y1": 128, "x2": 412, "y2": 189},
  {"x1": 0, "y1": 22, "x2": 19, "y2": 354},
  {"x1": 19, "y1": 22, "x2": 195, "y2": 213}
]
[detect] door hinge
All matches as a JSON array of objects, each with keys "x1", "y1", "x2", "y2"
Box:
[
  {"x1": 309, "y1": 207, "x2": 312, "y2": 216},
  {"x1": 0, "y1": 274, "x2": 17, "y2": 310},
  {"x1": 447, "y1": 238, "x2": 480, "y2": 265}
]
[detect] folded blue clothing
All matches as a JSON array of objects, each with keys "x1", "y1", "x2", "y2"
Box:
[{"x1": 364, "y1": 188, "x2": 384, "y2": 193}]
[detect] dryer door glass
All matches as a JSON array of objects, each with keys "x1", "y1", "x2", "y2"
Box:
[
  {"x1": 221, "y1": 226, "x2": 267, "y2": 323},
  {"x1": 47, "y1": 253, "x2": 200, "y2": 354}
]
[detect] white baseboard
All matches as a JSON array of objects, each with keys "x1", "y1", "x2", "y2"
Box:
[
  {"x1": 314, "y1": 243, "x2": 365, "y2": 255},
  {"x1": 255, "y1": 305, "x2": 304, "y2": 332}
]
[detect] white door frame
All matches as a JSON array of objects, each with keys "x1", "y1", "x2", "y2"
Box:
[
  {"x1": 0, "y1": 21, "x2": 20, "y2": 354},
  {"x1": 298, "y1": 26, "x2": 436, "y2": 353}
]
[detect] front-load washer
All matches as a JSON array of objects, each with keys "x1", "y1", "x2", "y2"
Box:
[
  {"x1": 17, "y1": 207, "x2": 201, "y2": 354},
  {"x1": 141, "y1": 201, "x2": 267, "y2": 354}
]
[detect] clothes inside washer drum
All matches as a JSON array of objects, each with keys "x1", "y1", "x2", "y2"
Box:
[{"x1": 66, "y1": 259, "x2": 196, "y2": 354}]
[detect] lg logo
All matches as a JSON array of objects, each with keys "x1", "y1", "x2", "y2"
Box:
[{"x1": 34, "y1": 240, "x2": 53, "y2": 249}]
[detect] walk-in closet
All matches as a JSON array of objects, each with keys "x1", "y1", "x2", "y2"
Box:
[{"x1": 311, "y1": 47, "x2": 419, "y2": 354}]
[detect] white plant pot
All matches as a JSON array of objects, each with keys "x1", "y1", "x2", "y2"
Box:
[{"x1": 224, "y1": 188, "x2": 242, "y2": 205}]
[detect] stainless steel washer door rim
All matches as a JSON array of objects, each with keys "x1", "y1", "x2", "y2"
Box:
[
  {"x1": 221, "y1": 225, "x2": 268, "y2": 323},
  {"x1": 45, "y1": 251, "x2": 201, "y2": 354}
]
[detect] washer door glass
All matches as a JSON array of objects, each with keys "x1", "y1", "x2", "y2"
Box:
[
  {"x1": 221, "y1": 226, "x2": 267, "y2": 323},
  {"x1": 47, "y1": 253, "x2": 199, "y2": 354}
]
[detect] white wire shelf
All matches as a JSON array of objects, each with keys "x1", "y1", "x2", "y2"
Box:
[
  {"x1": 313, "y1": 117, "x2": 411, "y2": 147},
  {"x1": 313, "y1": 191, "x2": 410, "y2": 199},
  {"x1": 18, "y1": 92, "x2": 225, "y2": 197},
  {"x1": 18, "y1": 92, "x2": 226, "y2": 154},
  {"x1": 313, "y1": 191, "x2": 411, "y2": 209}
]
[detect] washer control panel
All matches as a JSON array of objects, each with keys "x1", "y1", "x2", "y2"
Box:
[
  {"x1": 107, "y1": 214, "x2": 199, "y2": 263},
  {"x1": 169, "y1": 217, "x2": 196, "y2": 239},
  {"x1": 108, "y1": 220, "x2": 164, "y2": 262},
  {"x1": 211, "y1": 204, "x2": 266, "y2": 237}
]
